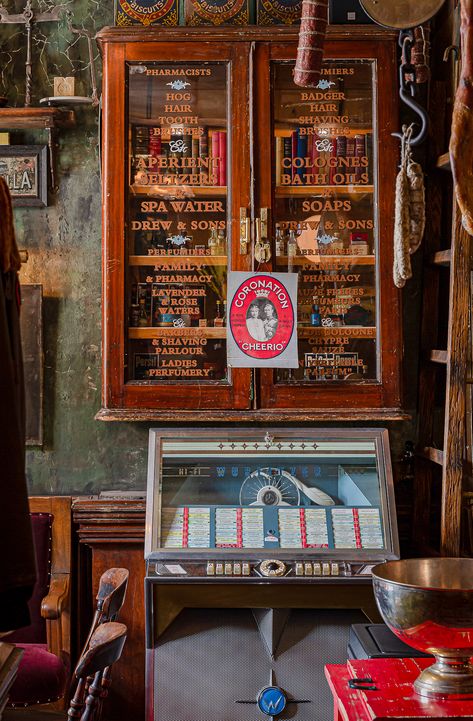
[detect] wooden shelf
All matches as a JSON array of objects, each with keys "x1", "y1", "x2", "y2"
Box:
[
  {"x1": 298, "y1": 325, "x2": 376, "y2": 338},
  {"x1": 275, "y1": 185, "x2": 374, "y2": 196},
  {"x1": 130, "y1": 325, "x2": 374, "y2": 339},
  {"x1": 430, "y1": 349, "x2": 448, "y2": 364},
  {"x1": 436, "y1": 152, "x2": 451, "y2": 171},
  {"x1": 130, "y1": 116, "x2": 226, "y2": 128},
  {"x1": 97, "y1": 407, "x2": 410, "y2": 422},
  {"x1": 130, "y1": 184, "x2": 226, "y2": 197},
  {"x1": 129, "y1": 254, "x2": 227, "y2": 267},
  {"x1": 0, "y1": 107, "x2": 75, "y2": 130},
  {"x1": 431, "y1": 249, "x2": 451, "y2": 266},
  {"x1": 419, "y1": 446, "x2": 445, "y2": 466},
  {"x1": 275, "y1": 127, "x2": 373, "y2": 137},
  {"x1": 129, "y1": 326, "x2": 226, "y2": 339},
  {"x1": 275, "y1": 254, "x2": 375, "y2": 266}
]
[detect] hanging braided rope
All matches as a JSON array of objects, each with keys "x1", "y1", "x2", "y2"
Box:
[{"x1": 293, "y1": 0, "x2": 328, "y2": 88}]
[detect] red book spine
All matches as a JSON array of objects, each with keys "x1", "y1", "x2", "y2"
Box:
[
  {"x1": 312, "y1": 133, "x2": 320, "y2": 179},
  {"x1": 211, "y1": 131, "x2": 220, "y2": 186},
  {"x1": 355, "y1": 134, "x2": 367, "y2": 183},
  {"x1": 329, "y1": 136, "x2": 337, "y2": 185},
  {"x1": 219, "y1": 130, "x2": 227, "y2": 187},
  {"x1": 148, "y1": 131, "x2": 161, "y2": 160},
  {"x1": 346, "y1": 135, "x2": 355, "y2": 187},
  {"x1": 291, "y1": 130, "x2": 298, "y2": 183}
]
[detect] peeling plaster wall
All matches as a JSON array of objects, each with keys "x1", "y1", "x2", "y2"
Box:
[
  {"x1": 0, "y1": 2, "x2": 417, "y2": 496},
  {"x1": 1, "y1": 1, "x2": 152, "y2": 493}
]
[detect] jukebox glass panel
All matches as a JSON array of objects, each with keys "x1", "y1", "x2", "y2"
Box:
[
  {"x1": 126, "y1": 62, "x2": 229, "y2": 383},
  {"x1": 148, "y1": 431, "x2": 395, "y2": 555},
  {"x1": 272, "y1": 60, "x2": 378, "y2": 384}
]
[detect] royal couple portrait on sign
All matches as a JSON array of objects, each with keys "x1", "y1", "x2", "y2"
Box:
[{"x1": 246, "y1": 299, "x2": 278, "y2": 341}]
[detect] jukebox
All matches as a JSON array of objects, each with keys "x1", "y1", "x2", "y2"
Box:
[{"x1": 145, "y1": 428, "x2": 399, "y2": 721}]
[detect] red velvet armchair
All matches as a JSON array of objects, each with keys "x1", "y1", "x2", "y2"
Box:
[{"x1": 5, "y1": 497, "x2": 72, "y2": 708}]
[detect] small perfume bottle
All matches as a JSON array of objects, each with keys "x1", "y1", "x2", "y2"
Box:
[
  {"x1": 287, "y1": 229, "x2": 297, "y2": 259},
  {"x1": 208, "y1": 228, "x2": 219, "y2": 255},
  {"x1": 130, "y1": 304, "x2": 140, "y2": 327},
  {"x1": 311, "y1": 302, "x2": 321, "y2": 327},
  {"x1": 217, "y1": 229, "x2": 227, "y2": 255},
  {"x1": 275, "y1": 224, "x2": 285, "y2": 257},
  {"x1": 331, "y1": 232, "x2": 344, "y2": 254},
  {"x1": 214, "y1": 300, "x2": 224, "y2": 327},
  {"x1": 138, "y1": 297, "x2": 149, "y2": 327}
]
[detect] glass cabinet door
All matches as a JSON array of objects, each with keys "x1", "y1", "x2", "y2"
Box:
[
  {"x1": 255, "y1": 38, "x2": 401, "y2": 413},
  {"x1": 101, "y1": 41, "x2": 252, "y2": 411}
]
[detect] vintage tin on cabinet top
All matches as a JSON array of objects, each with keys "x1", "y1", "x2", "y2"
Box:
[{"x1": 145, "y1": 427, "x2": 399, "y2": 582}]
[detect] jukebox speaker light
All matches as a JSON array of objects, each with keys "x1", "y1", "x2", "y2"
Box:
[{"x1": 144, "y1": 428, "x2": 400, "y2": 720}]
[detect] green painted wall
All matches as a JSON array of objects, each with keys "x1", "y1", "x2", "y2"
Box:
[
  {"x1": 0, "y1": 1, "x2": 151, "y2": 493},
  {"x1": 0, "y1": 4, "x2": 416, "y2": 496}
]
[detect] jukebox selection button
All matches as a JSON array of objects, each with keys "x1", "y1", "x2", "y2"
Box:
[
  {"x1": 304, "y1": 562, "x2": 313, "y2": 576},
  {"x1": 296, "y1": 562, "x2": 304, "y2": 576},
  {"x1": 313, "y1": 562, "x2": 322, "y2": 575},
  {"x1": 224, "y1": 563, "x2": 233, "y2": 575},
  {"x1": 216, "y1": 563, "x2": 224, "y2": 575},
  {"x1": 322, "y1": 562, "x2": 331, "y2": 576},
  {"x1": 331, "y1": 562, "x2": 340, "y2": 576},
  {"x1": 206, "y1": 562, "x2": 215, "y2": 576},
  {"x1": 259, "y1": 559, "x2": 286, "y2": 577},
  {"x1": 233, "y1": 562, "x2": 241, "y2": 575},
  {"x1": 242, "y1": 562, "x2": 251, "y2": 576}
]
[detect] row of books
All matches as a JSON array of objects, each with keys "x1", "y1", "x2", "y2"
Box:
[
  {"x1": 275, "y1": 131, "x2": 371, "y2": 186},
  {"x1": 133, "y1": 125, "x2": 227, "y2": 186}
]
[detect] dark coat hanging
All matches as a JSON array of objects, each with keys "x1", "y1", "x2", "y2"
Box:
[{"x1": 0, "y1": 177, "x2": 36, "y2": 632}]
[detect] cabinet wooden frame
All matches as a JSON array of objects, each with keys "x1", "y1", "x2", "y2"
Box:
[
  {"x1": 98, "y1": 26, "x2": 403, "y2": 421},
  {"x1": 101, "y1": 38, "x2": 252, "y2": 411},
  {"x1": 254, "y1": 37, "x2": 401, "y2": 412}
]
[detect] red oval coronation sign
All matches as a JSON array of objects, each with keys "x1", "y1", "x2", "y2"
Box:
[{"x1": 229, "y1": 274, "x2": 295, "y2": 360}]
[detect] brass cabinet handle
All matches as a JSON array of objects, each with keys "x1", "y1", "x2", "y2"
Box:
[
  {"x1": 239, "y1": 207, "x2": 250, "y2": 255},
  {"x1": 255, "y1": 208, "x2": 271, "y2": 263}
]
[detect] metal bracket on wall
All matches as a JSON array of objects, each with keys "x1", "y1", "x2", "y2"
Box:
[
  {"x1": 47, "y1": 127, "x2": 58, "y2": 192},
  {"x1": 392, "y1": 30, "x2": 429, "y2": 147}
]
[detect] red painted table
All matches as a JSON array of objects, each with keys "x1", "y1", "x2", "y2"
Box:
[{"x1": 325, "y1": 658, "x2": 473, "y2": 721}]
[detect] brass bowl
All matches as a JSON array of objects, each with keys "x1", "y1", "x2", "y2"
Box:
[{"x1": 372, "y1": 558, "x2": 473, "y2": 699}]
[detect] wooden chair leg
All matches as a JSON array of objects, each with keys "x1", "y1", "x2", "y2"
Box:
[
  {"x1": 81, "y1": 671, "x2": 103, "y2": 721},
  {"x1": 67, "y1": 677, "x2": 86, "y2": 720}
]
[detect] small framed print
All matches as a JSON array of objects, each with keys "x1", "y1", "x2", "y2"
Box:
[{"x1": 0, "y1": 145, "x2": 48, "y2": 207}]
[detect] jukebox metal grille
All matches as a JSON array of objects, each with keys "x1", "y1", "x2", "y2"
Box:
[{"x1": 153, "y1": 607, "x2": 367, "y2": 721}]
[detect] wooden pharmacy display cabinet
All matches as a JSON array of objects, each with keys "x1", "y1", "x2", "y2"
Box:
[{"x1": 97, "y1": 26, "x2": 403, "y2": 421}]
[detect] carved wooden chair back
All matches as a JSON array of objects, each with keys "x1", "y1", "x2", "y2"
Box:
[
  {"x1": 81, "y1": 568, "x2": 129, "y2": 720},
  {"x1": 83, "y1": 568, "x2": 129, "y2": 652},
  {"x1": 68, "y1": 622, "x2": 127, "y2": 721}
]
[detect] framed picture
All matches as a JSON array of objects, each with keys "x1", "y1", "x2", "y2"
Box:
[{"x1": 0, "y1": 145, "x2": 48, "y2": 207}]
